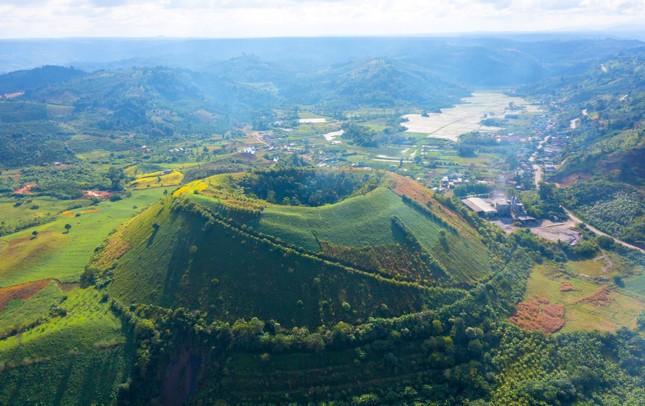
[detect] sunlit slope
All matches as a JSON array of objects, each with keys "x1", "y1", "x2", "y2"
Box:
[
  {"x1": 252, "y1": 187, "x2": 490, "y2": 285},
  {"x1": 0, "y1": 188, "x2": 169, "y2": 287},
  {"x1": 98, "y1": 169, "x2": 490, "y2": 328},
  {"x1": 105, "y1": 198, "x2": 466, "y2": 328}
]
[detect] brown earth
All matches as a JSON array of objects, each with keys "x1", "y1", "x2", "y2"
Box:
[
  {"x1": 83, "y1": 190, "x2": 112, "y2": 199},
  {"x1": 510, "y1": 295, "x2": 565, "y2": 335},
  {"x1": 388, "y1": 173, "x2": 464, "y2": 229},
  {"x1": 14, "y1": 183, "x2": 37, "y2": 195},
  {"x1": 554, "y1": 172, "x2": 591, "y2": 188},
  {"x1": 0, "y1": 279, "x2": 53, "y2": 312},
  {"x1": 578, "y1": 286, "x2": 614, "y2": 307},
  {"x1": 560, "y1": 282, "x2": 576, "y2": 292}
]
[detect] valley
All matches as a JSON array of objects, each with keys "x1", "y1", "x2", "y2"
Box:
[{"x1": 0, "y1": 36, "x2": 643, "y2": 405}]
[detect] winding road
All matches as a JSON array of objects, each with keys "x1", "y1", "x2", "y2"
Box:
[
  {"x1": 562, "y1": 207, "x2": 645, "y2": 254},
  {"x1": 531, "y1": 134, "x2": 643, "y2": 254}
]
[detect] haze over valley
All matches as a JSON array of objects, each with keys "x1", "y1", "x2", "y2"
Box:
[{"x1": 0, "y1": 6, "x2": 644, "y2": 404}]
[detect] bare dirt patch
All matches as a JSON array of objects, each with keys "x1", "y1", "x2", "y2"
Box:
[
  {"x1": 0, "y1": 279, "x2": 52, "y2": 312},
  {"x1": 83, "y1": 190, "x2": 112, "y2": 199},
  {"x1": 578, "y1": 286, "x2": 614, "y2": 307},
  {"x1": 555, "y1": 172, "x2": 591, "y2": 188},
  {"x1": 560, "y1": 282, "x2": 576, "y2": 292},
  {"x1": 510, "y1": 295, "x2": 565, "y2": 335},
  {"x1": 490, "y1": 218, "x2": 581, "y2": 244},
  {"x1": 14, "y1": 183, "x2": 37, "y2": 195}
]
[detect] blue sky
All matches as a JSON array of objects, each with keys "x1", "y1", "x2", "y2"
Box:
[{"x1": 0, "y1": 0, "x2": 643, "y2": 38}]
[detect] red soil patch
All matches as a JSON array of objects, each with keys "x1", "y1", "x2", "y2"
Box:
[
  {"x1": 555, "y1": 172, "x2": 591, "y2": 188},
  {"x1": 578, "y1": 286, "x2": 613, "y2": 307},
  {"x1": 14, "y1": 183, "x2": 37, "y2": 195},
  {"x1": 389, "y1": 173, "x2": 434, "y2": 205},
  {"x1": 560, "y1": 282, "x2": 576, "y2": 292},
  {"x1": 0, "y1": 279, "x2": 52, "y2": 312},
  {"x1": 83, "y1": 190, "x2": 112, "y2": 199},
  {"x1": 388, "y1": 173, "x2": 463, "y2": 227},
  {"x1": 510, "y1": 295, "x2": 565, "y2": 335}
]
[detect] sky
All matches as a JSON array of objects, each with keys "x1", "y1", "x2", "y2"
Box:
[{"x1": 0, "y1": 0, "x2": 643, "y2": 38}]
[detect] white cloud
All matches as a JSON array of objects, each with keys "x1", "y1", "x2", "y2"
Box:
[{"x1": 0, "y1": 0, "x2": 642, "y2": 38}]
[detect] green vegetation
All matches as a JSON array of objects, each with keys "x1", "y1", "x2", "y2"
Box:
[
  {"x1": 0, "y1": 39, "x2": 644, "y2": 405},
  {"x1": 0, "y1": 187, "x2": 169, "y2": 287},
  {"x1": 0, "y1": 281, "x2": 63, "y2": 339},
  {"x1": 0, "y1": 287, "x2": 131, "y2": 405},
  {"x1": 560, "y1": 180, "x2": 644, "y2": 248},
  {"x1": 99, "y1": 171, "x2": 484, "y2": 328},
  {"x1": 255, "y1": 186, "x2": 490, "y2": 284}
]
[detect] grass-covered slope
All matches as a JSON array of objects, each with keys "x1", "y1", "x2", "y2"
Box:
[
  {"x1": 0, "y1": 187, "x2": 170, "y2": 287},
  {"x1": 253, "y1": 186, "x2": 490, "y2": 285},
  {"x1": 96, "y1": 169, "x2": 490, "y2": 328}
]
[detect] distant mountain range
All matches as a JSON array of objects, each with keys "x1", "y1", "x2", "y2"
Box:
[{"x1": 1, "y1": 36, "x2": 642, "y2": 86}]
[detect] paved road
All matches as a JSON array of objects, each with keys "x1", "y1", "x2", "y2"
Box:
[{"x1": 563, "y1": 207, "x2": 645, "y2": 254}]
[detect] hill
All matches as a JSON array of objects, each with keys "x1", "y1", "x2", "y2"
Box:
[
  {"x1": 94, "y1": 169, "x2": 491, "y2": 329},
  {"x1": 0, "y1": 65, "x2": 85, "y2": 95},
  {"x1": 288, "y1": 59, "x2": 468, "y2": 110}
]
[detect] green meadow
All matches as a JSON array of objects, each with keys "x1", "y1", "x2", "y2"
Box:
[{"x1": 0, "y1": 187, "x2": 170, "y2": 287}]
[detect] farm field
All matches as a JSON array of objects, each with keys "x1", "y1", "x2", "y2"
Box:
[
  {"x1": 402, "y1": 92, "x2": 536, "y2": 141},
  {"x1": 0, "y1": 197, "x2": 86, "y2": 236},
  {"x1": 624, "y1": 273, "x2": 645, "y2": 298},
  {"x1": 518, "y1": 262, "x2": 645, "y2": 333},
  {"x1": 0, "y1": 286, "x2": 124, "y2": 363},
  {"x1": 0, "y1": 286, "x2": 130, "y2": 405},
  {"x1": 129, "y1": 169, "x2": 184, "y2": 189},
  {"x1": 0, "y1": 187, "x2": 170, "y2": 287}
]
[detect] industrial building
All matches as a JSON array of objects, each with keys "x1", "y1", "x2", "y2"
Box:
[{"x1": 461, "y1": 197, "x2": 498, "y2": 217}]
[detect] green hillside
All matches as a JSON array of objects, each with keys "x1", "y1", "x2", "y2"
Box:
[
  {"x1": 251, "y1": 186, "x2": 490, "y2": 285},
  {"x1": 98, "y1": 169, "x2": 490, "y2": 328},
  {"x1": 526, "y1": 47, "x2": 645, "y2": 248}
]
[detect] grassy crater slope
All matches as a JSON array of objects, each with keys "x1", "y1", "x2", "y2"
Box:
[{"x1": 96, "y1": 169, "x2": 491, "y2": 328}]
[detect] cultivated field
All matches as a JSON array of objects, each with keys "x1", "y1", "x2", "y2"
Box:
[
  {"x1": 129, "y1": 170, "x2": 184, "y2": 189},
  {"x1": 0, "y1": 187, "x2": 170, "y2": 287},
  {"x1": 402, "y1": 92, "x2": 536, "y2": 141},
  {"x1": 518, "y1": 262, "x2": 645, "y2": 333},
  {"x1": 252, "y1": 186, "x2": 491, "y2": 285}
]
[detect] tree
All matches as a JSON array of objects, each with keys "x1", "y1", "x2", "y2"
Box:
[
  {"x1": 106, "y1": 167, "x2": 125, "y2": 191},
  {"x1": 457, "y1": 144, "x2": 476, "y2": 157},
  {"x1": 538, "y1": 182, "x2": 557, "y2": 202},
  {"x1": 32, "y1": 230, "x2": 39, "y2": 238},
  {"x1": 341, "y1": 123, "x2": 377, "y2": 147},
  {"x1": 64, "y1": 223, "x2": 72, "y2": 233}
]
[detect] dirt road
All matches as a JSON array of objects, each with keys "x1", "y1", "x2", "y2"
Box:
[{"x1": 563, "y1": 207, "x2": 645, "y2": 254}]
